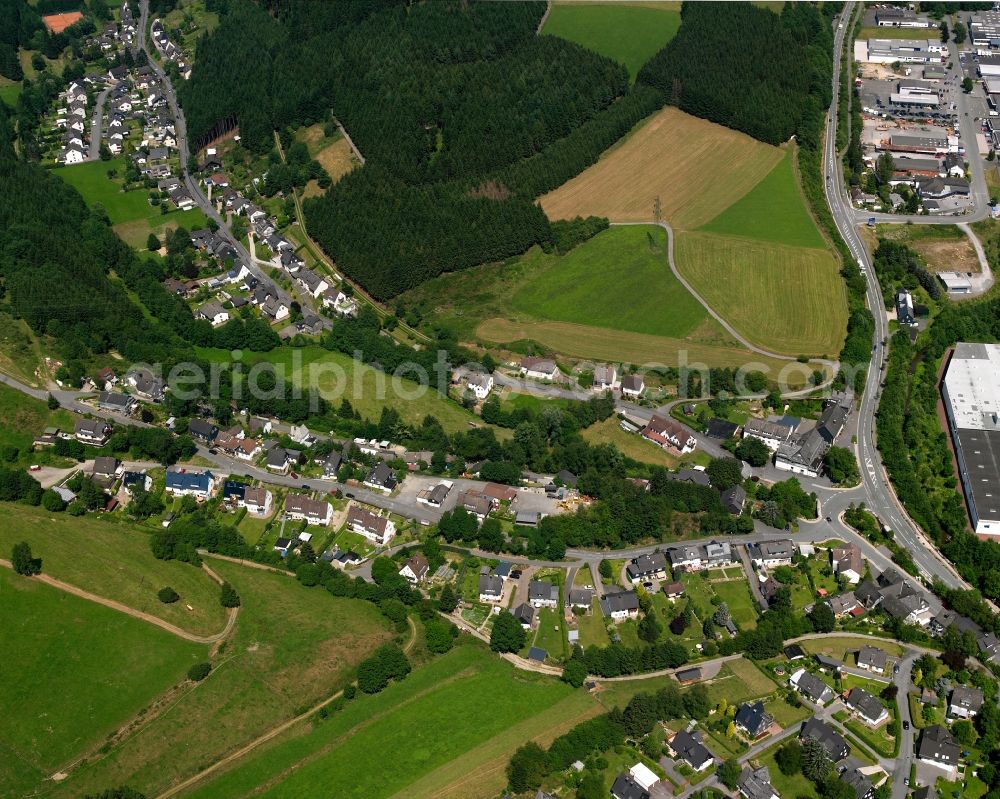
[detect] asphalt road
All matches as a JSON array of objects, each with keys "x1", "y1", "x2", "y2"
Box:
[
  {"x1": 87, "y1": 87, "x2": 109, "y2": 161},
  {"x1": 823, "y1": 5, "x2": 967, "y2": 590}
]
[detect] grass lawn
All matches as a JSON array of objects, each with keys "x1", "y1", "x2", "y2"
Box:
[
  {"x1": 763, "y1": 694, "x2": 812, "y2": 727},
  {"x1": 181, "y1": 644, "x2": 580, "y2": 799},
  {"x1": 800, "y1": 636, "x2": 903, "y2": 662},
  {"x1": 540, "y1": 107, "x2": 783, "y2": 230},
  {"x1": 703, "y1": 659, "x2": 779, "y2": 707},
  {"x1": 845, "y1": 717, "x2": 897, "y2": 758},
  {"x1": 50, "y1": 560, "x2": 394, "y2": 799},
  {"x1": 698, "y1": 150, "x2": 827, "y2": 250},
  {"x1": 0, "y1": 571, "x2": 205, "y2": 796},
  {"x1": 679, "y1": 572, "x2": 717, "y2": 619},
  {"x1": 760, "y1": 743, "x2": 816, "y2": 799},
  {"x1": 511, "y1": 225, "x2": 706, "y2": 340},
  {"x1": 542, "y1": 3, "x2": 680, "y2": 82},
  {"x1": 0, "y1": 502, "x2": 228, "y2": 636},
  {"x1": 576, "y1": 602, "x2": 611, "y2": 649},
  {"x1": 0, "y1": 309, "x2": 46, "y2": 387},
  {"x1": 0, "y1": 79, "x2": 22, "y2": 106},
  {"x1": 533, "y1": 608, "x2": 569, "y2": 662},
  {"x1": 674, "y1": 230, "x2": 847, "y2": 358},
  {"x1": 582, "y1": 416, "x2": 680, "y2": 468},
  {"x1": 196, "y1": 345, "x2": 488, "y2": 435},
  {"x1": 0, "y1": 381, "x2": 75, "y2": 454},
  {"x1": 711, "y1": 579, "x2": 759, "y2": 630},
  {"x1": 331, "y1": 528, "x2": 377, "y2": 557},
  {"x1": 114, "y1": 208, "x2": 210, "y2": 249}
]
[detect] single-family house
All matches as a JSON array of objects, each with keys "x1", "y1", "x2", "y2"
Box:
[
  {"x1": 528, "y1": 580, "x2": 559, "y2": 609},
  {"x1": 346, "y1": 505, "x2": 396, "y2": 544},
  {"x1": 626, "y1": 552, "x2": 668, "y2": 583},
  {"x1": 748, "y1": 539, "x2": 795, "y2": 568},
  {"x1": 75, "y1": 418, "x2": 113, "y2": 446},
  {"x1": 568, "y1": 588, "x2": 593, "y2": 610},
  {"x1": 846, "y1": 687, "x2": 889, "y2": 726},
  {"x1": 599, "y1": 588, "x2": 640, "y2": 622},
  {"x1": 592, "y1": 364, "x2": 618, "y2": 391},
  {"x1": 621, "y1": 374, "x2": 645, "y2": 398},
  {"x1": 399, "y1": 553, "x2": 429, "y2": 584},
  {"x1": 459, "y1": 489, "x2": 494, "y2": 521},
  {"x1": 734, "y1": 701, "x2": 774, "y2": 740},
  {"x1": 721, "y1": 484, "x2": 747, "y2": 515},
  {"x1": 790, "y1": 669, "x2": 835, "y2": 705},
  {"x1": 466, "y1": 372, "x2": 494, "y2": 400},
  {"x1": 668, "y1": 730, "x2": 714, "y2": 771},
  {"x1": 92, "y1": 456, "x2": 119, "y2": 479},
  {"x1": 284, "y1": 494, "x2": 333, "y2": 526},
  {"x1": 266, "y1": 446, "x2": 292, "y2": 474},
  {"x1": 479, "y1": 573, "x2": 504, "y2": 603},
  {"x1": 121, "y1": 471, "x2": 152, "y2": 494},
  {"x1": 662, "y1": 580, "x2": 685, "y2": 600},
  {"x1": 611, "y1": 773, "x2": 650, "y2": 799},
  {"x1": 243, "y1": 487, "x2": 273, "y2": 516},
  {"x1": 918, "y1": 725, "x2": 960, "y2": 772},
  {"x1": 363, "y1": 462, "x2": 398, "y2": 492},
  {"x1": 948, "y1": 686, "x2": 985, "y2": 719},
  {"x1": 197, "y1": 301, "x2": 229, "y2": 327},
  {"x1": 742, "y1": 418, "x2": 794, "y2": 451},
  {"x1": 857, "y1": 645, "x2": 888, "y2": 674},
  {"x1": 97, "y1": 391, "x2": 137, "y2": 415},
  {"x1": 737, "y1": 765, "x2": 779, "y2": 799},
  {"x1": 832, "y1": 545, "x2": 864, "y2": 584},
  {"x1": 520, "y1": 356, "x2": 559, "y2": 381},
  {"x1": 800, "y1": 718, "x2": 849, "y2": 761},
  {"x1": 512, "y1": 602, "x2": 535, "y2": 629}
]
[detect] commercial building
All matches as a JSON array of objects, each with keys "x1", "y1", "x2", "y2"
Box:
[
  {"x1": 941, "y1": 343, "x2": 1000, "y2": 537},
  {"x1": 969, "y1": 12, "x2": 1000, "y2": 47},
  {"x1": 857, "y1": 38, "x2": 944, "y2": 64}
]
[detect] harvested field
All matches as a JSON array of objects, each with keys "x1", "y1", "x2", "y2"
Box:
[
  {"x1": 539, "y1": 107, "x2": 783, "y2": 229},
  {"x1": 295, "y1": 124, "x2": 357, "y2": 187},
  {"x1": 674, "y1": 231, "x2": 847, "y2": 357}
]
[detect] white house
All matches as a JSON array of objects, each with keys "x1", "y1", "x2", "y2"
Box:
[
  {"x1": 164, "y1": 468, "x2": 215, "y2": 499},
  {"x1": 346, "y1": 505, "x2": 396, "y2": 545},
  {"x1": 520, "y1": 356, "x2": 558, "y2": 381},
  {"x1": 284, "y1": 494, "x2": 332, "y2": 526},
  {"x1": 466, "y1": 372, "x2": 494, "y2": 400},
  {"x1": 593, "y1": 364, "x2": 619, "y2": 391},
  {"x1": 244, "y1": 487, "x2": 273, "y2": 516},
  {"x1": 621, "y1": 374, "x2": 645, "y2": 398},
  {"x1": 197, "y1": 301, "x2": 230, "y2": 327}
]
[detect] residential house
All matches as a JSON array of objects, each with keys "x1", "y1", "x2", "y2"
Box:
[
  {"x1": 918, "y1": 725, "x2": 960, "y2": 772},
  {"x1": 832, "y1": 545, "x2": 864, "y2": 584},
  {"x1": 479, "y1": 573, "x2": 504, "y2": 603},
  {"x1": 642, "y1": 414, "x2": 697, "y2": 454},
  {"x1": 668, "y1": 730, "x2": 714, "y2": 771},
  {"x1": 125, "y1": 368, "x2": 165, "y2": 401},
  {"x1": 121, "y1": 471, "x2": 152, "y2": 494},
  {"x1": 814, "y1": 654, "x2": 843, "y2": 673},
  {"x1": 520, "y1": 356, "x2": 559, "y2": 381},
  {"x1": 399, "y1": 554, "x2": 429, "y2": 584},
  {"x1": 734, "y1": 701, "x2": 774, "y2": 740},
  {"x1": 846, "y1": 687, "x2": 889, "y2": 726},
  {"x1": 459, "y1": 489, "x2": 494, "y2": 521},
  {"x1": 243, "y1": 487, "x2": 272, "y2": 516},
  {"x1": 790, "y1": 669, "x2": 835, "y2": 705},
  {"x1": 742, "y1": 418, "x2": 794, "y2": 451},
  {"x1": 737, "y1": 766, "x2": 779, "y2": 799},
  {"x1": 592, "y1": 364, "x2": 618, "y2": 391},
  {"x1": 706, "y1": 418, "x2": 740, "y2": 440},
  {"x1": 799, "y1": 718, "x2": 849, "y2": 761},
  {"x1": 92, "y1": 456, "x2": 119, "y2": 480},
  {"x1": 284, "y1": 494, "x2": 333, "y2": 526},
  {"x1": 513, "y1": 602, "x2": 535, "y2": 629},
  {"x1": 857, "y1": 646, "x2": 888, "y2": 674},
  {"x1": 164, "y1": 468, "x2": 215, "y2": 499},
  {"x1": 748, "y1": 539, "x2": 795, "y2": 568},
  {"x1": 721, "y1": 484, "x2": 747, "y2": 515},
  {"x1": 666, "y1": 544, "x2": 703, "y2": 572},
  {"x1": 528, "y1": 580, "x2": 559, "y2": 609},
  {"x1": 842, "y1": 768, "x2": 874, "y2": 799},
  {"x1": 182, "y1": 417, "x2": 216, "y2": 443},
  {"x1": 466, "y1": 372, "x2": 494, "y2": 400},
  {"x1": 948, "y1": 686, "x2": 985, "y2": 719},
  {"x1": 197, "y1": 301, "x2": 230, "y2": 327},
  {"x1": 266, "y1": 447, "x2": 292, "y2": 474},
  {"x1": 827, "y1": 592, "x2": 864, "y2": 617},
  {"x1": 231, "y1": 438, "x2": 261, "y2": 462},
  {"x1": 97, "y1": 391, "x2": 137, "y2": 415},
  {"x1": 346, "y1": 505, "x2": 396, "y2": 545},
  {"x1": 628, "y1": 763, "x2": 660, "y2": 793},
  {"x1": 897, "y1": 290, "x2": 917, "y2": 327},
  {"x1": 626, "y1": 552, "x2": 668, "y2": 583},
  {"x1": 363, "y1": 462, "x2": 398, "y2": 492},
  {"x1": 611, "y1": 774, "x2": 650, "y2": 799},
  {"x1": 662, "y1": 581, "x2": 685, "y2": 600},
  {"x1": 621, "y1": 374, "x2": 645, "y2": 398},
  {"x1": 222, "y1": 480, "x2": 246, "y2": 505},
  {"x1": 599, "y1": 588, "x2": 640, "y2": 622},
  {"x1": 568, "y1": 588, "x2": 593, "y2": 610},
  {"x1": 296, "y1": 268, "x2": 329, "y2": 298},
  {"x1": 75, "y1": 418, "x2": 113, "y2": 446},
  {"x1": 703, "y1": 540, "x2": 736, "y2": 568},
  {"x1": 774, "y1": 429, "x2": 827, "y2": 478}
]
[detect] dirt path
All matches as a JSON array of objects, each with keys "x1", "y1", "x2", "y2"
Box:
[
  {"x1": 0, "y1": 559, "x2": 237, "y2": 645},
  {"x1": 151, "y1": 616, "x2": 418, "y2": 799}
]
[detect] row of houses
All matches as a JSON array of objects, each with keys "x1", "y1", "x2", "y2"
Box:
[
  {"x1": 517, "y1": 358, "x2": 646, "y2": 398},
  {"x1": 150, "y1": 18, "x2": 191, "y2": 79}
]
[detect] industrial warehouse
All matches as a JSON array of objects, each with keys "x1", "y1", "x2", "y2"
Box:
[{"x1": 942, "y1": 343, "x2": 1000, "y2": 539}]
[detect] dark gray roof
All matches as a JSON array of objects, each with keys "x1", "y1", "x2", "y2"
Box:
[
  {"x1": 478, "y1": 574, "x2": 502, "y2": 596},
  {"x1": 734, "y1": 701, "x2": 773, "y2": 738},
  {"x1": 950, "y1": 686, "x2": 985, "y2": 713},
  {"x1": 600, "y1": 590, "x2": 640, "y2": 615},
  {"x1": 627, "y1": 552, "x2": 668, "y2": 579},
  {"x1": 528, "y1": 580, "x2": 558, "y2": 603},
  {"x1": 800, "y1": 717, "x2": 849, "y2": 760},
  {"x1": 918, "y1": 725, "x2": 960, "y2": 765},
  {"x1": 671, "y1": 730, "x2": 713, "y2": 768},
  {"x1": 512, "y1": 602, "x2": 535, "y2": 625},
  {"x1": 846, "y1": 687, "x2": 886, "y2": 723},
  {"x1": 738, "y1": 765, "x2": 776, "y2": 799},
  {"x1": 612, "y1": 773, "x2": 651, "y2": 799},
  {"x1": 527, "y1": 646, "x2": 547, "y2": 662}
]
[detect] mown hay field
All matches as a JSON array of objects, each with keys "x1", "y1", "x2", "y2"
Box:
[
  {"x1": 539, "y1": 107, "x2": 783, "y2": 229},
  {"x1": 674, "y1": 231, "x2": 847, "y2": 357}
]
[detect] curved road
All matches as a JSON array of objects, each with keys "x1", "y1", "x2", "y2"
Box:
[{"x1": 612, "y1": 221, "x2": 841, "y2": 374}]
